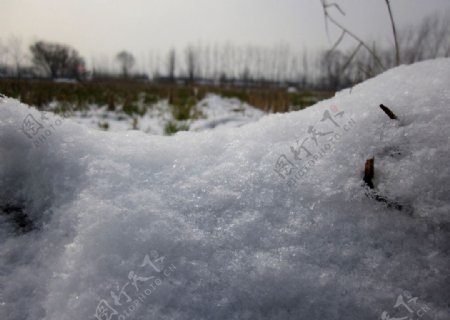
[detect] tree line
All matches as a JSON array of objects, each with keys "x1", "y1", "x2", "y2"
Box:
[{"x1": 0, "y1": 11, "x2": 449, "y2": 90}]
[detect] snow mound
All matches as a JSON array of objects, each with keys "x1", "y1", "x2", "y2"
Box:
[{"x1": 0, "y1": 59, "x2": 449, "y2": 320}]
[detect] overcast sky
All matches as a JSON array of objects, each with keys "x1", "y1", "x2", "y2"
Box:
[{"x1": 1, "y1": 0, "x2": 449, "y2": 68}]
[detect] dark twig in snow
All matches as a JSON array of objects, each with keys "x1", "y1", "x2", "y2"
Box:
[
  {"x1": 379, "y1": 104, "x2": 398, "y2": 120},
  {"x1": 364, "y1": 158, "x2": 375, "y2": 189}
]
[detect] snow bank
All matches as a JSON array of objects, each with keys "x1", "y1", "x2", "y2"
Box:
[{"x1": 0, "y1": 59, "x2": 449, "y2": 320}]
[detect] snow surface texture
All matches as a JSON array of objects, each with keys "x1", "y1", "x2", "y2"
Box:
[
  {"x1": 1, "y1": 59, "x2": 449, "y2": 320},
  {"x1": 56, "y1": 94, "x2": 265, "y2": 135}
]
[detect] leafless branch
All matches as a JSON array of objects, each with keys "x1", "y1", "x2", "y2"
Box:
[
  {"x1": 384, "y1": 0, "x2": 400, "y2": 65},
  {"x1": 341, "y1": 43, "x2": 362, "y2": 71},
  {"x1": 320, "y1": 0, "x2": 385, "y2": 71},
  {"x1": 329, "y1": 30, "x2": 346, "y2": 52}
]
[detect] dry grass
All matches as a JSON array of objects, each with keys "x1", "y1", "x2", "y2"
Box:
[{"x1": 0, "y1": 79, "x2": 333, "y2": 114}]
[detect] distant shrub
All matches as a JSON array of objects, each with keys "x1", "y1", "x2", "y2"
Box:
[
  {"x1": 98, "y1": 120, "x2": 109, "y2": 130},
  {"x1": 289, "y1": 92, "x2": 320, "y2": 111},
  {"x1": 143, "y1": 93, "x2": 159, "y2": 105},
  {"x1": 122, "y1": 96, "x2": 146, "y2": 117},
  {"x1": 164, "y1": 121, "x2": 189, "y2": 135}
]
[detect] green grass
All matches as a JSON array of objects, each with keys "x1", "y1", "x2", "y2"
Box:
[
  {"x1": 288, "y1": 91, "x2": 322, "y2": 111},
  {"x1": 164, "y1": 121, "x2": 189, "y2": 135}
]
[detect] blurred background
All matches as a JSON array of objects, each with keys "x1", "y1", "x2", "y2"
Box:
[{"x1": 1, "y1": 0, "x2": 449, "y2": 134}]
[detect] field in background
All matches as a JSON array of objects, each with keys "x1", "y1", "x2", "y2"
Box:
[
  {"x1": 0, "y1": 79, "x2": 333, "y2": 114},
  {"x1": 0, "y1": 79, "x2": 334, "y2": 135}
]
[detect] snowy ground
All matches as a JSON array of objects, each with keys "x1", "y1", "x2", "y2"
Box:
[
  {"x1": 48, "y1": 94, "x2": 265, "y2": 135},
  {"x1": 0, "y1": 59, "x2": 449, "y2": 320}
]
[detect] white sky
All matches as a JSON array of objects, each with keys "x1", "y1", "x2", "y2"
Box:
[{"x1": 1, "y1": 0, "x2": 449, "y2": 69}]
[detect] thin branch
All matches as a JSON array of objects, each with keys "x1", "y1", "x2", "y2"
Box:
[
  {"x1": 342, "y1": 43, "x2": 362, "y2": 71},
  {"x1": 384, "y1": 0, "x2": 400, "y2": 65},
  {"x1": 320, "y1": 0, "x2": 331, "y2": 40},
  {"x1": 324, "y1": 2, "x2": 346, "y2": 16},
  {"x1": 329, "y1": 30, "x2": 346, "y2": 53},
  {"x1": 321, "y1": 0, "x2": 385, "y2": 70}
]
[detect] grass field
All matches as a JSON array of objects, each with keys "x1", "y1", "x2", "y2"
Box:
[{"x1": 0, "y1": 79, "x2": 333, "y2": 115}]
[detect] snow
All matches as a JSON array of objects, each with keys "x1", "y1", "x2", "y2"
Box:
[
  {"x1": 1, "y1": 59, "x2": 449, "y2": 320},
  {"x1": 190, "y1": 94, "x2": 265, "y2": 131},
  {"x1": 54, "y1": 94, "x2": 265, "y2": 135}
]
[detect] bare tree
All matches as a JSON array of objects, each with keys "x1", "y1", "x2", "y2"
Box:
[
  {"x1": 301, "y1": 48, "x2": 310, "y2": 86},
  {"x1": 0, "y1": 38, "x2": 8, "y2": 67},
  {"x1": 116, "y1": 51, "x2": 135, "y2": 78},
  {"x1": 30, "y1": 40, "x2": 85, "y2": 79},
  {"x1": 8, "y1": 36, "x2": 25, "y2": 78},
  {"x1": 185, "y1": 46, "x2": 197, "y2": 83},
  {"x1": 203, "y1": 44, "x2": 212, "y2": 79},
  {"x1": 399, "y1": 13, "x2": 450, "y2": 63},
  {"x1": 319, "y1": 50, "x2": 345, "y2": 89},
  {"x1": 166, "y1": 49, "x2": 176, "y2": 82}
]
